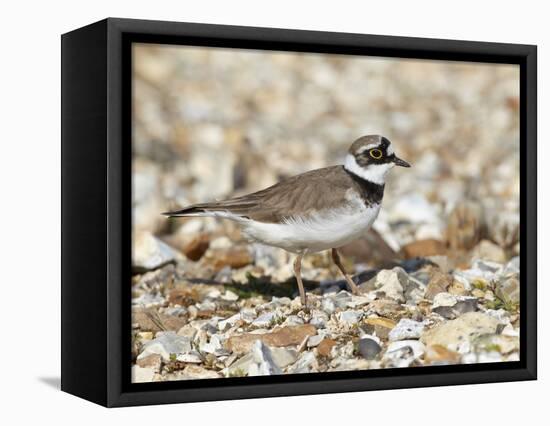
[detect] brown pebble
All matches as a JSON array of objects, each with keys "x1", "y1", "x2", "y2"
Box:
[
  {"x1": 183, "y1": 234, "x2": 210, "y2": 261},
  {"x1": 424, "y1": 271, "x2": 452, "y2": 300},
  {"x1": 208, "y1": 247, "x2": 253, "y2": 270},
  {"x1": 226, "y1": 325, "x2": 317, "y2": 355},
  {"x1": 363, "y1": 317, "x2": 396, "y2": 340},
  {"x1": 400, "y1": 239, "x2": 446, "y2": 259},
  {"x1": 136, "y1": 353, "x2": 162, "y2": 371},
  {"x1": 317, "y1": 339, "x2": 337, "y2": 358},
  {"x1": 424, "y1": 344, "x2": 461, "y2": 365}
]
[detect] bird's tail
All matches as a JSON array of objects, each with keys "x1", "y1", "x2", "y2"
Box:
[{"x1": 162, "y1": 203, "x2": 221, "y2": 218}]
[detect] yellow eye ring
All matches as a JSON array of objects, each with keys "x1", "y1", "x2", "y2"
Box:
[{"x1": 370, "y1": 148, "x2": 383, "y2": 159}]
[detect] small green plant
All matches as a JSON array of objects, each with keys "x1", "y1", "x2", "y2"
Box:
[{"x1": 471, "y1": 279, "x2": 487, "y2": 291}]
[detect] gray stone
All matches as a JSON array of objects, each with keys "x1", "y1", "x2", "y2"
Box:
[
  {"x1": 432, "y1": 293, "x2": 478, "y2": 319},
  {"x1": 337, "y1": 310, "x2": 363, "y2": 324},
  {"x1": 218, "y1": 313, "x2": 241, "y2": 331},
  {"x1": 282, "y1": 315, "x2": 305, "y2": 327},
  {"x1": 321, "y1": 298, "x2": 336, "y2": 315},
  {"x1": 251, "y1": 311, "x2": 281, "y2": 328},
  {"x1": 358, "y1": 337, "x2": 382, "y2": 360},
  {"x1": 287, "y1": 351, "x2": 317, "y2": 374},
  {"x1": 332, "y1": 291, "x2": 353, "y2": 309},
  {"x1": 269, "y1": 347, "x2": 299, "y2": 368},
  {"x1": 307, "y1": 335, "x2": 324, "y2": 347},
  {"x1": 495, "y1": 275, "x2": 520, "y2": 305}
]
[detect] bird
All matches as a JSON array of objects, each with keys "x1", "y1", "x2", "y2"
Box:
[{"x1": 163, "y1": 135, "x2": 410, "y2": 305}]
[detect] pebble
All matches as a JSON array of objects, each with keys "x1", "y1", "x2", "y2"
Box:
[
  {"x1": 307, "y1": 335, "x2": 324, "y2": 348},
  {"x1": 472, "y1": 239, "x2": 507, "y2": 263},
  {"x1": 137, "y1": 332, "x2": 192, "y2": 361},
  {"x1": 424, "y1": 344, "x2": 461, "y2": 365},
  {"x1": 424, "y1": 270, "x2": 452, "y2": 300},
  {"x1": 495, "y1": 275, "x2": 520, "y2": 304},
  {"x1": 287, "y1": 352, "x2": 317, "y2": 374},
  {"x1": 337, "y1": 310, "x2": 363, "y2": 324},
  {"x1": 388, "y1": 318, "x2": 425, "y2": 341},
  {"x1": 373, "y1": 268, "x2": 407, "y2": 302},
  {"x1": 358, "y1": 337, "x2": 382, "y2": 360},
  {"x1": 387, "y1": 340, "x2": 425, "y2": 359},
  {"x1": 136, "y1": 354, "x2": 162, "y2": 371},
  {"x1": 251, "y1": 311, "x2": 281, "y2": 328},
  {"x1": 317, "y1": 339, "x2": 337, "y2": 358},
  {"x1": 132, "y1": 365, "x2": 156, "y2": 383},
  {"x1": 400, "y1": 239, "x2": 446, "y2": 259},
  {"x1": 432, "y1": 292, "x2": 478, "y2": 319},
  {"x1": 363, "y1": 317, "x2": 396, "y2": 340},
  {"x1": 421, "y1": 312, "x2": 499, "y2": 351},
  {"x1": 269, "y1": 347, "x2": 299, "y2": 368},
  {"x1": 226, "y1": 325, "x2": 317, "y2": 354},
  {"x1": 133, "y1": 231, "x2": 178, "y2": 271}
]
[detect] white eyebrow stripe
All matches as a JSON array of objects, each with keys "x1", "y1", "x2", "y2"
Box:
[{"x1": 357, "y1": 143, "x2": 380, "y2": 154}]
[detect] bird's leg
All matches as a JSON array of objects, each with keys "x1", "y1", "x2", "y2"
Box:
[
  {"x1": 293, "y1": 253, "x2": 307, "y2": 306},
  {"x1": 331, "y1": 248, "x2": 360, "y2": 295}
]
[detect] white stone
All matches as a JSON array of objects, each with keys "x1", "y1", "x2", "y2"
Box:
[
  {"x1": 387, "y1": 340, "x2": 425, "y2": 359},
  {"x1": 240, "y1": 308, "x2": 257, "y2": 323},
  {"x1": 138, "y1": 332, "x2": 192, "y2": 361},
  {"x1": 321, "y1": 298, "x2": 336, "y2": 315},
  {"x1": 388, "y1": 319, "x2": 425, "y2": 341},
  {"x1": 287, "y1": 351, "x2": 317, "y2": 374},
  {"x1": 269, "y1": 347, "x2": 299, "y2": 368},
  {"x1": 282, "y1": 315, "x2": 305, "y2": 326},
  {"x1": 432, "y1": 292, "x2": 458, "y2": 308},
  {"x1": 133, "y1": 231, "x2": 178, "y2": 271},
  {"x1": 251, "y1": 311, "x2": 281, "y2": 328},
  {"x1": 224, "y1": 341, "x2": 282, "y2": 377},
  {"x1": 132, "y1": 365, "x2": 155, "y2": 383},
  {"x1": 176, "y1": 351, "x2": 203, "y2": 363},
  {"x1": 199, "y1": 334, "x2": 224, "y2": 355},
  {"x1": 374, "y1": 268, "x2": 407, "y2": 302},
  {"x1": 218, "y1": 313, "x2": 241, "y2": 331},
  {"x1": 221, "y1": 290, "x2": 239, "y2": 301},
  {"x1": 389, "y1": 193, "x2": 440, "y2": 224},
  {"x1": 132, "y1": 293, "x2": 165, "y2": 307}
]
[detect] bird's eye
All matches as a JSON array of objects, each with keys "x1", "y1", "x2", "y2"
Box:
[{"x1": 369, "y1": 148, "x2": 383, "y2": 159}]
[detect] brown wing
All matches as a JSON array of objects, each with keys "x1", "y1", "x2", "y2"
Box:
[{"x1": 164, "y1": 166, "x2": 355, "y2": 223}]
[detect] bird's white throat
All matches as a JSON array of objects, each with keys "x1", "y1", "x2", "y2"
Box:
[{"x1": 344, "y1": 154, "x2": 394, "y2": 185}]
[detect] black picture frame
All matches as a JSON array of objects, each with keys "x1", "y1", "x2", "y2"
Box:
[{"x1": 61, "y1": 17, "x2": 537, "y2": 407}]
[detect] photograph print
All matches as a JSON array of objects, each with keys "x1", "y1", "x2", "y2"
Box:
[{"x1": 131, "y1": 43, "x2": 520, "y2": 383}]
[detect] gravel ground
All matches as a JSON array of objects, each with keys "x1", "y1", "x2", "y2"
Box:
[{"x1": 130, "y1": 45, "x2": 520, "y2": 383}]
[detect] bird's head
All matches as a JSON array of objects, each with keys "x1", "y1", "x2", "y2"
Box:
[{"x1": 344, "y1": 135, "x2": 410, "y2": 185}]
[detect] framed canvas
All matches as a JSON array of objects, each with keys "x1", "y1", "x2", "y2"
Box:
[{"x1": 61, "y1": 18, "x2": 537, "y2": 407}]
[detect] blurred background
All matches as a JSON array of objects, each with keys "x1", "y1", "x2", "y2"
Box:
[
  {"x1": 130, "y1": 43, "x2": 521, "y2": 382},
  {"x1": 132, "y1": 44, "x2": 519, "y2": 278}
]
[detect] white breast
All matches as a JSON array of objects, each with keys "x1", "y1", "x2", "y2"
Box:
[{"x1": 241, "y1": 191, "x2": 381, "y2": 253}]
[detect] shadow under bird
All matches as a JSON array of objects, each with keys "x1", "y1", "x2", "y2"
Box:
[{"x1": 163, "y1": 135, "x2": 410, "y2": 305}]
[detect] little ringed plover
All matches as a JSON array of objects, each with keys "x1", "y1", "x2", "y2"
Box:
[{"x1": 164, "y1": 135, "x2": 410, "y2": 305}]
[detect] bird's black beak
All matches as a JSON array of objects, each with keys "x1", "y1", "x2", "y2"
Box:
[{"x1": 393, "y1": 156, "x2": 411, "y2": 167}]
